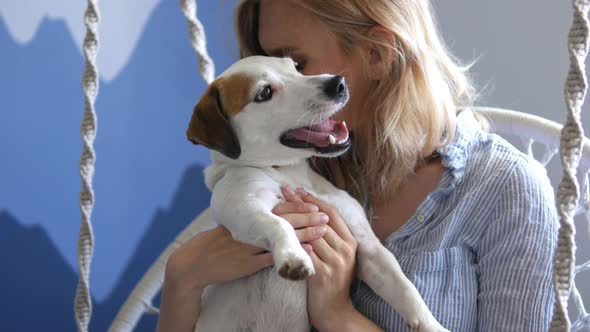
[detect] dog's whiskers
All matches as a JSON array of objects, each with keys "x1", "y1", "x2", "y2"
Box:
[
  {"x1": 295, "y1": 108, "x2": 314, "y2": 126},
  {"x1": 305, "y1": 113, "x2": 319, "y2": 149}
]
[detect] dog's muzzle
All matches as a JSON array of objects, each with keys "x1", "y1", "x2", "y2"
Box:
[
  {"x1": 322, "y1": 75, "x2": 348, "y2": 104},
  {"x1": 279, "y1": 75, "x2": 351, "y2": 155}
]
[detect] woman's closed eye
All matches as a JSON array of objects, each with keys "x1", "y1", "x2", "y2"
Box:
[{"x1": 293, "y1": 60, "x2": 306, "y2": 73}]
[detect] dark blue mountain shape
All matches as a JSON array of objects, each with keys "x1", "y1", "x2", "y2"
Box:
[
  {"x1": 0, "y1": 164, "x2": 210, "y2": 331},
  {"x1": 0, "y1": 0, "x2": 239, "y2": 303}
]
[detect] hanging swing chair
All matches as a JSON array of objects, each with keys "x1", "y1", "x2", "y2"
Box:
[{"x1": 73, "y1": 0, "x2": 590, "y2": 331}]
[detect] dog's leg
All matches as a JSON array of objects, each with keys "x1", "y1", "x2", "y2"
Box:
[
  {"x1": 230, "y1": 207, "x2": 314, "y2": 280},
  {"x1": 211, "y1": 178, "x2": 314, "y2": 281},
  {"x1": 327, "y1": 193, "x2": 449, "y2": 332},
  {"x1": 356, "y1": 240, "x2": 448, "y2": 332}
]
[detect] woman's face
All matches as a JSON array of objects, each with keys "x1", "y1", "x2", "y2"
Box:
[{"x1": 258, "y1": 0, "x2": 372, "y2": 130}]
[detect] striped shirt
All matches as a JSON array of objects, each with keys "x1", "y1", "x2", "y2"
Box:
[{"x1": 349, "y1": 109, "x2": 558, "y2": 331}]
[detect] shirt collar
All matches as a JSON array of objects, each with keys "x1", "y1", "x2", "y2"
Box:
[
  {"x1": 435, "y1": 108, "x2": 484, "y2": 193},
  {"x1": 383, "y1": 109, "x2": 484, "y2": 246}
]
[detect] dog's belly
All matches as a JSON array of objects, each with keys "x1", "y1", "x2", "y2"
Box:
[{"x1": 195, "y1": 267, "x2": 309, "y2": 332}]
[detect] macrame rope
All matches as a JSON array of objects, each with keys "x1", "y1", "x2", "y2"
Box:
[
  {"x1": 179, "y1": 0, "x2": 215, "y2": 84},
  {"x1": 570, "y1": 171, "x2": 590, "y2": 331},
  {"x1": 75, "y1": 1, "x2": 100, "y2": 332},
  {"x1": 106, "y1": 2, "x2": 215, "y2": 331},
  {"x1": 550, "y1": 1, "x2": 589, "y2": 330}
]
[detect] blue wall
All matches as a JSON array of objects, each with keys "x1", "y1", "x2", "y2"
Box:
[
  {"x1": 0, "y1": 1, "x2": 238, "y2": 330},
  {"x1": 2, "y1": 1, "x2": 589, "y2": 331}
]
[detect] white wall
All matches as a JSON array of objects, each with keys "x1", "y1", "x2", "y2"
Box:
[{"x1": 434, "y1": 0, "x2": 590, "y2": 320}]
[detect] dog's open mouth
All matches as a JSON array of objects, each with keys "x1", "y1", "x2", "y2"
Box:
[{"x1": 280, "y1": 117, "x2": 351, "y2": 153}]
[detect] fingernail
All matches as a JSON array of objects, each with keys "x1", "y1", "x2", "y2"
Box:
[
  {"x1": 314, "y1": 226, "x2": 326, "y2": 236},
  {"x1": 302, "y1": 244, "x2": 313, "y2": 252},
  {"x1": 284, "y1": 185, "x2": 295, "y2": 195},
  {"x1": 319, "y1": 213, "x2": 329, "y2": 223},
  {"x1": 304, "y1": 203, "x2": 319, "y2": 212},
  {"x1": 296, "y1": 188, "x2": 309, "y2": 196}
]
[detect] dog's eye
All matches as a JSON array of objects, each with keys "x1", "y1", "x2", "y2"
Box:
[{"x1": 254, "y1": 85, "x2": 273, "y2": 103}]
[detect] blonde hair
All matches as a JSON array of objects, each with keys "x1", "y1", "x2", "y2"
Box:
[{"x1": 236, "y1": 0, "x2": 475, "y2": 205}]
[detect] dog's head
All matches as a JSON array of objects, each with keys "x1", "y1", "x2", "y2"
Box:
[{"x1": 186, "y1": 56, "x2": 351, "y2": 166}]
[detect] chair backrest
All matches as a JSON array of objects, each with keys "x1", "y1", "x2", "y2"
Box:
[
  {"x1": 108, "y1": 209, "x2": 214, "y2": 332},
  {"x1": 473, "y1": 107, "x2": 590, "y2": 331},
  {"x1": 108, "y1": 107, "x2": 590, "y2": 331}
]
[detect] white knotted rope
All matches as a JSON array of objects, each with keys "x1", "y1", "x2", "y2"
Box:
[
  {"x1": 74, "y1": 1, "x2": 100, "y2": 332},
  {"x1": 180, "y1": 0, "x2": 215, "y2": 84},
  {"x1": 107, "y1": 2, "x2": 215, "y2": 331},
  {"x1": 88, "y1": 0, "x2": 590, "y2": 330},
  {"x1": 551, "y1": 1, "x2": 590, "y2": 331}
]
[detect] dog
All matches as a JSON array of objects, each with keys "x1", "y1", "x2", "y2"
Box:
[{"x1": 186, "y1": 56, "x2": 448, "y2": 332}]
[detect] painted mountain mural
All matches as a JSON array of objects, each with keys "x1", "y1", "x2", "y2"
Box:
[{"x1": 0, "y1": 0, "x2": 238, "y2": 329}]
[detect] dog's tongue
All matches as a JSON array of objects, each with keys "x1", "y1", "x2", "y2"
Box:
[{"x1": 285, "y1": 118, "x2": 349, "y2": 147}]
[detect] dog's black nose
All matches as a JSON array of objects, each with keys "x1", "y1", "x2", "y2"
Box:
[{"x1": 322, "y1": 75, "x2": 347, "y2": 100}]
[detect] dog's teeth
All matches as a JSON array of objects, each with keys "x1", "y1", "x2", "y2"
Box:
[
  {"x1": 342, "y1": 121, "x2": 347, "y2": 129},
  {"x1": 329, "y1": 135, "x2": 336, "y2": 144}
]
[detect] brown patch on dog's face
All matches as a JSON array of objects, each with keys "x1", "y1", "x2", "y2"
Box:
[
  {"x1": 216, "y1": 73, "x2": 257, "y2": 117},
  {"x1": 186, "y1": 74, "x2": 257, "y2": 159}
]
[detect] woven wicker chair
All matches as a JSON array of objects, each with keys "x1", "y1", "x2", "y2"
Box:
[{"x1": 107, "y1": 107, "x2": 590, "y2": 331}]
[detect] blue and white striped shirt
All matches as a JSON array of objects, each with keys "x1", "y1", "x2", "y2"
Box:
[{"x1": 350, "y1": 109, "x2": 558, "y2": 331}]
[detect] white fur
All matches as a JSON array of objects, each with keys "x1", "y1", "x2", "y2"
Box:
[{"x1": 191, "y1": 56, "x2": 448, "y2": 332}]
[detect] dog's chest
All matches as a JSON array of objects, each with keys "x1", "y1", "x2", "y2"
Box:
[
  {"x1": 267, "y1": 165, "x2": 318, "y2": 192},
  {"x1": 247, "y1": 163, "x2": 349, "y2": 209},
  {"x1": 197, "y1": 264, "x2": 309, "y2": 332},
  {"x1": 209, "y1": 162, "x2": 362, "y2": 228}
]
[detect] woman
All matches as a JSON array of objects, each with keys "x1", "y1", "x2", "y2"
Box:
[{"x1": 157, "y1": 0, "x2": 558, "y2": 331}]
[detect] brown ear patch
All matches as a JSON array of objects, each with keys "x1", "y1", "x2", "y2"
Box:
[
  {"x1": 186, "y1": 79, "x2": 241, "y2": 159},
  {"x1": 216, "y1": 73, "x2": 257, "y2": 117},
  {"x1": 185, "y1": 74, "x2": 257, "y2": 159}
]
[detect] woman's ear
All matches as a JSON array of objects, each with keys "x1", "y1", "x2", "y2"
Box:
[{"x1": 365, "y1": 26, "x2": 396, "y2": 81}]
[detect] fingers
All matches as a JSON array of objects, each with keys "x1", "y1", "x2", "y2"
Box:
[
  {"x1": 282, "y1": 185, "x2": 304, "y2": 203},
  {"x1": 181, "y1": 225, "x2": 229, "y2": 253},
  {"x1": 280, "y1": 211, "x2": 329, "y2": 228},
  {"x1": 295, "y1": 224, "x2": 327, "y2": 242},
  {"x1": 319, "y1": 224, "x2": 344, "y2": 250},
  {"x1": 302, "y1": 243, "x2": 313, "y2": 253},
  {"x1": 309, "y1": 237, "x2": 337, "y2": 263},
  {"x1": 245, "y1": 252, "x2": 274, "y2": 273},
  {"x1": 239, "y1": 242, "x2": 270, "y2": 255},
  {"x1": 277, "y1": 207, "x2": 329, "y2": 243},
  {"x1": 298, "y1": 190, "x2": 356, "y2": 243},
  {"x1": 306, "y1": 247, "x2": 326, "y2": 279},
  {"x1": 272, "y1": 201, "x2": 319, "y2": 215}
]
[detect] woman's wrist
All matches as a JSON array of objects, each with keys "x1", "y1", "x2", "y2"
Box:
[
  {"x1": 314, "y1": 300, "x2": 354, "y2": 332},
  {"x1": 157, "y1": 275, "x2": 204, "y2": 332},
  {"x1": 316, "y1": 302, "x2": 383, "y2": 332},
  {"x1": 162, "y1": 272, "x2": 204, "y2": 302},
  {"x1": 164, "y1": 251, "x2": 208, "y2": 294}
]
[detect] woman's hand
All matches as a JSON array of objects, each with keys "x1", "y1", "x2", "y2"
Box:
[
  {"x1": 272, "y1": 187, "x2": 330, "y2": 249},
  {"x1": 158, "y1": 225, "x2": 275, "y2": 332},
  {"x1": 275, "y1": 186, "x2": 359, "y2": 332},
  {"x1": 164, "y1": 225, "x2": 274, "y2": 294}
]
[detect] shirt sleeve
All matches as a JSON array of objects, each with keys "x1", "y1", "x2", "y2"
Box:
[{"x1": 476, "y1": 157, "x2": 558, "y2": 332}]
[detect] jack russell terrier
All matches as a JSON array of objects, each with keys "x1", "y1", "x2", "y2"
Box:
[{"x1": 186, "y1": 56, "x2": 447, "y2": 332}]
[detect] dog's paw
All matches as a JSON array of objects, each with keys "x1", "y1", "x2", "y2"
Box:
[
  {"x1": 407, "y1": 319, "x2": 450, "y2": 332},
  {"x1": 275, "y1": 248, "x2": 314, "y2": 281}
]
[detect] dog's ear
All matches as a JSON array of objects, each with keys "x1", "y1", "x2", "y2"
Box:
[{"x1": 186, "y1": 80, "x2": 241, "y2": 159}]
